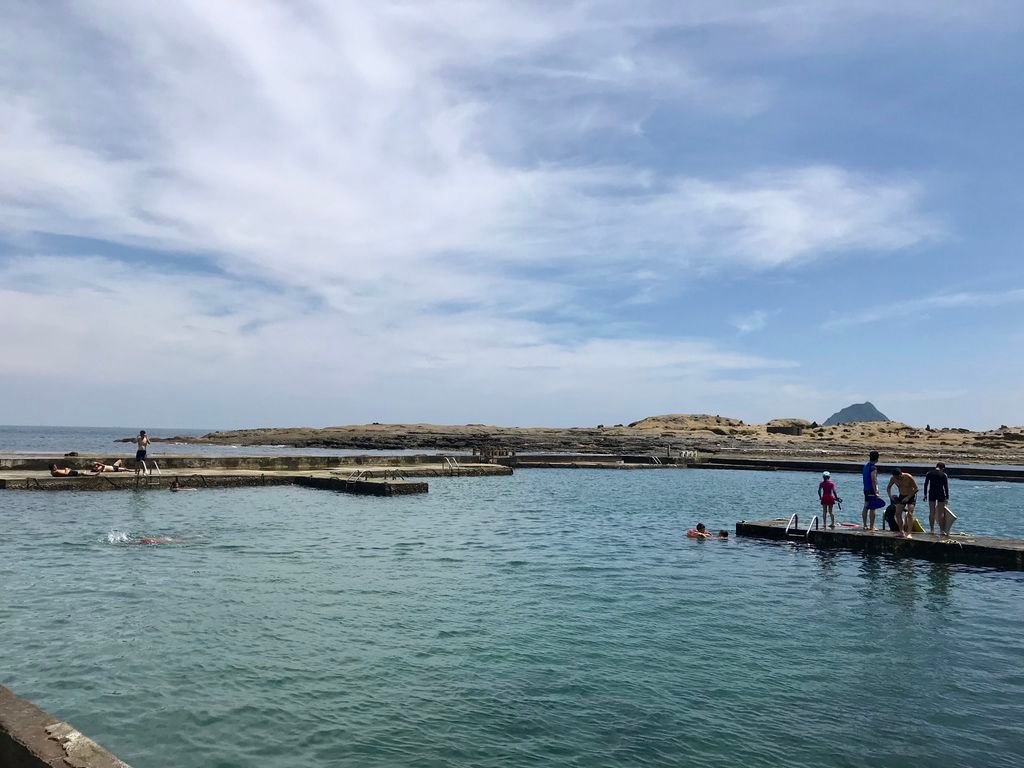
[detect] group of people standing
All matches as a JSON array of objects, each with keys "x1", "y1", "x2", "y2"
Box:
[{"x1": 816, "y1": 450, "x2": 956, "y2": 538}]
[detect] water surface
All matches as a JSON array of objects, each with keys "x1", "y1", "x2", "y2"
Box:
[{"x1": 2, "y1": 469, "x2": 1022, "y2": 767}]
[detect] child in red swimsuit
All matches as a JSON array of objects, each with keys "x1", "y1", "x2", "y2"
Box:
[{"x1": 818, "y1": 471, "x2": 840, "y2": 528}]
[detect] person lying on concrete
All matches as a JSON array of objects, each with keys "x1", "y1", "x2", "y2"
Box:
[
  {"x1": 687, "y1": 523, "x2": 712, "y2": 538},
  {"x1": 49, "y1": 464, "x2": 81, "y2": 477},
  {"x1": 91, "y1": 459, "x2": 130, "y2": 473},
  {"x1": 886, "y1": 468, "x2": 919, "y2": 539},
  {"x1": 924, "y1": 462, "x2": 951, "y2": 535}
]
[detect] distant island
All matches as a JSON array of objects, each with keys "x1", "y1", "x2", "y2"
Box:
[
  {"x1": 824, "y1": 402, "x2": 890, "y2": 426},
  {"x1": 142, "y1": 413, "x2": 1024, "y2": 465}
]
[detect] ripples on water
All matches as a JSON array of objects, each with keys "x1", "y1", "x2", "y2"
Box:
[{"x1": 1, "y1": 469, "x2": 1023, "y2": 768}]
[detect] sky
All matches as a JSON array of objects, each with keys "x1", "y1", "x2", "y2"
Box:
[{"x1": 2, "y1": 1, "x2": 1023, "y2": 430}]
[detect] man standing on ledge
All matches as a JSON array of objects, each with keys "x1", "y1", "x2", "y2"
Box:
[
  {"x1": 135, "y1": 429, "x2": 150, "y2": 476},
  {"x1": 861, "y1": 450, "x2": 881, "y2": 530},
  {"x1": 924, "y1": 462, "x2": 951, "y2": 535},
  {"x1": 886, "y1": 467, "x2": 920, "y2": 539}
]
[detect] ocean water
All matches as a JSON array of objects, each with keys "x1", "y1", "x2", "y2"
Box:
[
  {"x1": 0, "y1": 425, "x2": 434, "y2": 457},
  {"x1": 1, "y1": 469, "x2": 1022, "y2": 768}
]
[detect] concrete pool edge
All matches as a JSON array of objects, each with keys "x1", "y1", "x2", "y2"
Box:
[
  {"x1": 0, "y1": 684, "x2": 131, "y2": 768},
  {"x1": 736, "y1": 518, "x2": 1024, "y2": 569}
]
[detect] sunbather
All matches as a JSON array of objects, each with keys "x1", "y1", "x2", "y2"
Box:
[
  {"x1": 49, "y1": 464, "x2": 81, "y2": 477},
  {"x1": 91, "y1": 459, "x2": 130, "y2": 473}
]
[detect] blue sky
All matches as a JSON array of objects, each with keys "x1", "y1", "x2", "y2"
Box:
[{"x1": 1, "y1": 1, "x2": 1022, "y2": 429}]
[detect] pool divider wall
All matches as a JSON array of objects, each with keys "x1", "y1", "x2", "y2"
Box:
[
  {"x1": 0, "y1": 684, "x2": 131, "y2": 768},
  {"x1": 736, "y1": 519, "x2": 1024, "y2": 569}
]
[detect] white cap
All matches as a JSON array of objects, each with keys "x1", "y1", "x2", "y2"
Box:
[{"x1": 822, "y1": 471, "x2": 830, "y2": 477}]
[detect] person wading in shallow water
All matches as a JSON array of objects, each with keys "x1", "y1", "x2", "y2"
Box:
[{"x1": 861, "y1": 451, "x2": 882, "y2": 530}]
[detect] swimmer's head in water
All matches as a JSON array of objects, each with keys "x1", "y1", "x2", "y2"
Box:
[
  {"x1": 696, "y1": 523, "x2": 706, "y2": 533},
  {"x1": 718, "y1": 530, "x2": 729, "y2": 538}
]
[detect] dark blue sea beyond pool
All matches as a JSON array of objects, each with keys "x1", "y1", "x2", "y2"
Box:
[
  {"x1": 0, "y1": 424, "x2": 426, "y2": 457},
  {"x1": 1, "y1": 466, "x2": 1022, "y2": 768}
]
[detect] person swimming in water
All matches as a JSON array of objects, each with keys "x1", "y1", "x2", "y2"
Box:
[
  {"x1": 687, "y1": 523, "x2": 712, "y2": 539},
  {"x1": 135, "y1": 536, "x2": 184, "y2": 545}
]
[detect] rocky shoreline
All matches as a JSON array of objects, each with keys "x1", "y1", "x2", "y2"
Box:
[{"x1": 145, "y1": 415, "x2": 1024, "y2": 465}]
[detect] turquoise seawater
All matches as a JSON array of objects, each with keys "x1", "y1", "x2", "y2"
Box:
[{"x1": 2, "y1": 469, "x2": 1023, "y2": 768}]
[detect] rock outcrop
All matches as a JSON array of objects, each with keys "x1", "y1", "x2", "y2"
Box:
[{"x1": 823, "y1": 402, "x2": 889, "y2": 426}]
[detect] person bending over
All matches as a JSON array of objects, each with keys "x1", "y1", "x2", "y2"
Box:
[{"x1": 886, "y1": 468, "x2": 919, "y2": 539}]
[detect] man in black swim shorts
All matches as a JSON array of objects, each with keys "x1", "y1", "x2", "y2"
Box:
[
  {"x1": 886, "y1": 468, "x2": 919, "y2": 539},
  {"x1": 135, "y1": 430, "x2": 150, "y2": 476}
]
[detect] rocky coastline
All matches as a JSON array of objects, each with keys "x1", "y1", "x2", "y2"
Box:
[{"x1": 142, "y1": 414, "x2": 1024, "y2": 465}]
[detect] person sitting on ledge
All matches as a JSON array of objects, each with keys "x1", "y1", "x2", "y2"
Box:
[
  {"x1": 687, "y1": 523, "x2": 712, "y2": 539},
  {"x1": 91, "y1": 459, "x2": 130, "y2": 473},
  {"x1": 49, "y1": 463, "x2": 81, "y2": 477}
]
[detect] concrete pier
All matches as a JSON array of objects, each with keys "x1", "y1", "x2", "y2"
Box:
[
  {"x1": 0, "y1": 455, "x2": 510, "y2": 492},
  {"x1": 736, "y1": 518, "x2": 1024, "y2": 569},
  {"x1": 0, "y1": 684, "x2": 129, "y2": 768},
  {"x1": 696, "y1": 456, "x2": 1024, "y2": 482},
  {"x1": 294, "y1": 475, "x2": 427, "y2": 496}
]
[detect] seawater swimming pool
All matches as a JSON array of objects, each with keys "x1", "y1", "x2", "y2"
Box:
[{"x1": 2, "y1": 468, "x2": 1023, "y2": 767}]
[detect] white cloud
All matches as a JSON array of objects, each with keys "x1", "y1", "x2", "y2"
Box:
[
  {"x1": 731, "y1": 310, "x2": 770, "y2": 334},
  {"x1": 0, "y1": 1, "x2": 951, "y2": 425},
  {"x1": 823, "y1": 288, "x2": 1024, "y2": 329}
]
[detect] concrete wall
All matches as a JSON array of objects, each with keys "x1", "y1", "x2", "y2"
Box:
[
  {"x1": 0, "y1": 684, "x2": 130, "y2": 768},
  {"x1": 0, "y1": 453, "x2": 474, "y2": 472}
]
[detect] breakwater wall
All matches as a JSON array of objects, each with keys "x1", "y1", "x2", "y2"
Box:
[
  {"x1": 497, "y1": 453, "x2": 690, "y2": 467},
  {"x1": 0, "y1": 454, "x2": 475, "y2": 472},
  {"x1": 0, "y1": 684, "x2": 130, "y2": 767},
  {"x1": 694, "y1": 457, "x2": 1024, "y2": 483}
]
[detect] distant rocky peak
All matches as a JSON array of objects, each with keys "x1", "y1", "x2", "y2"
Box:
[{"x1": 823, "y1": 402, "x2": 890, "y2": 426}]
